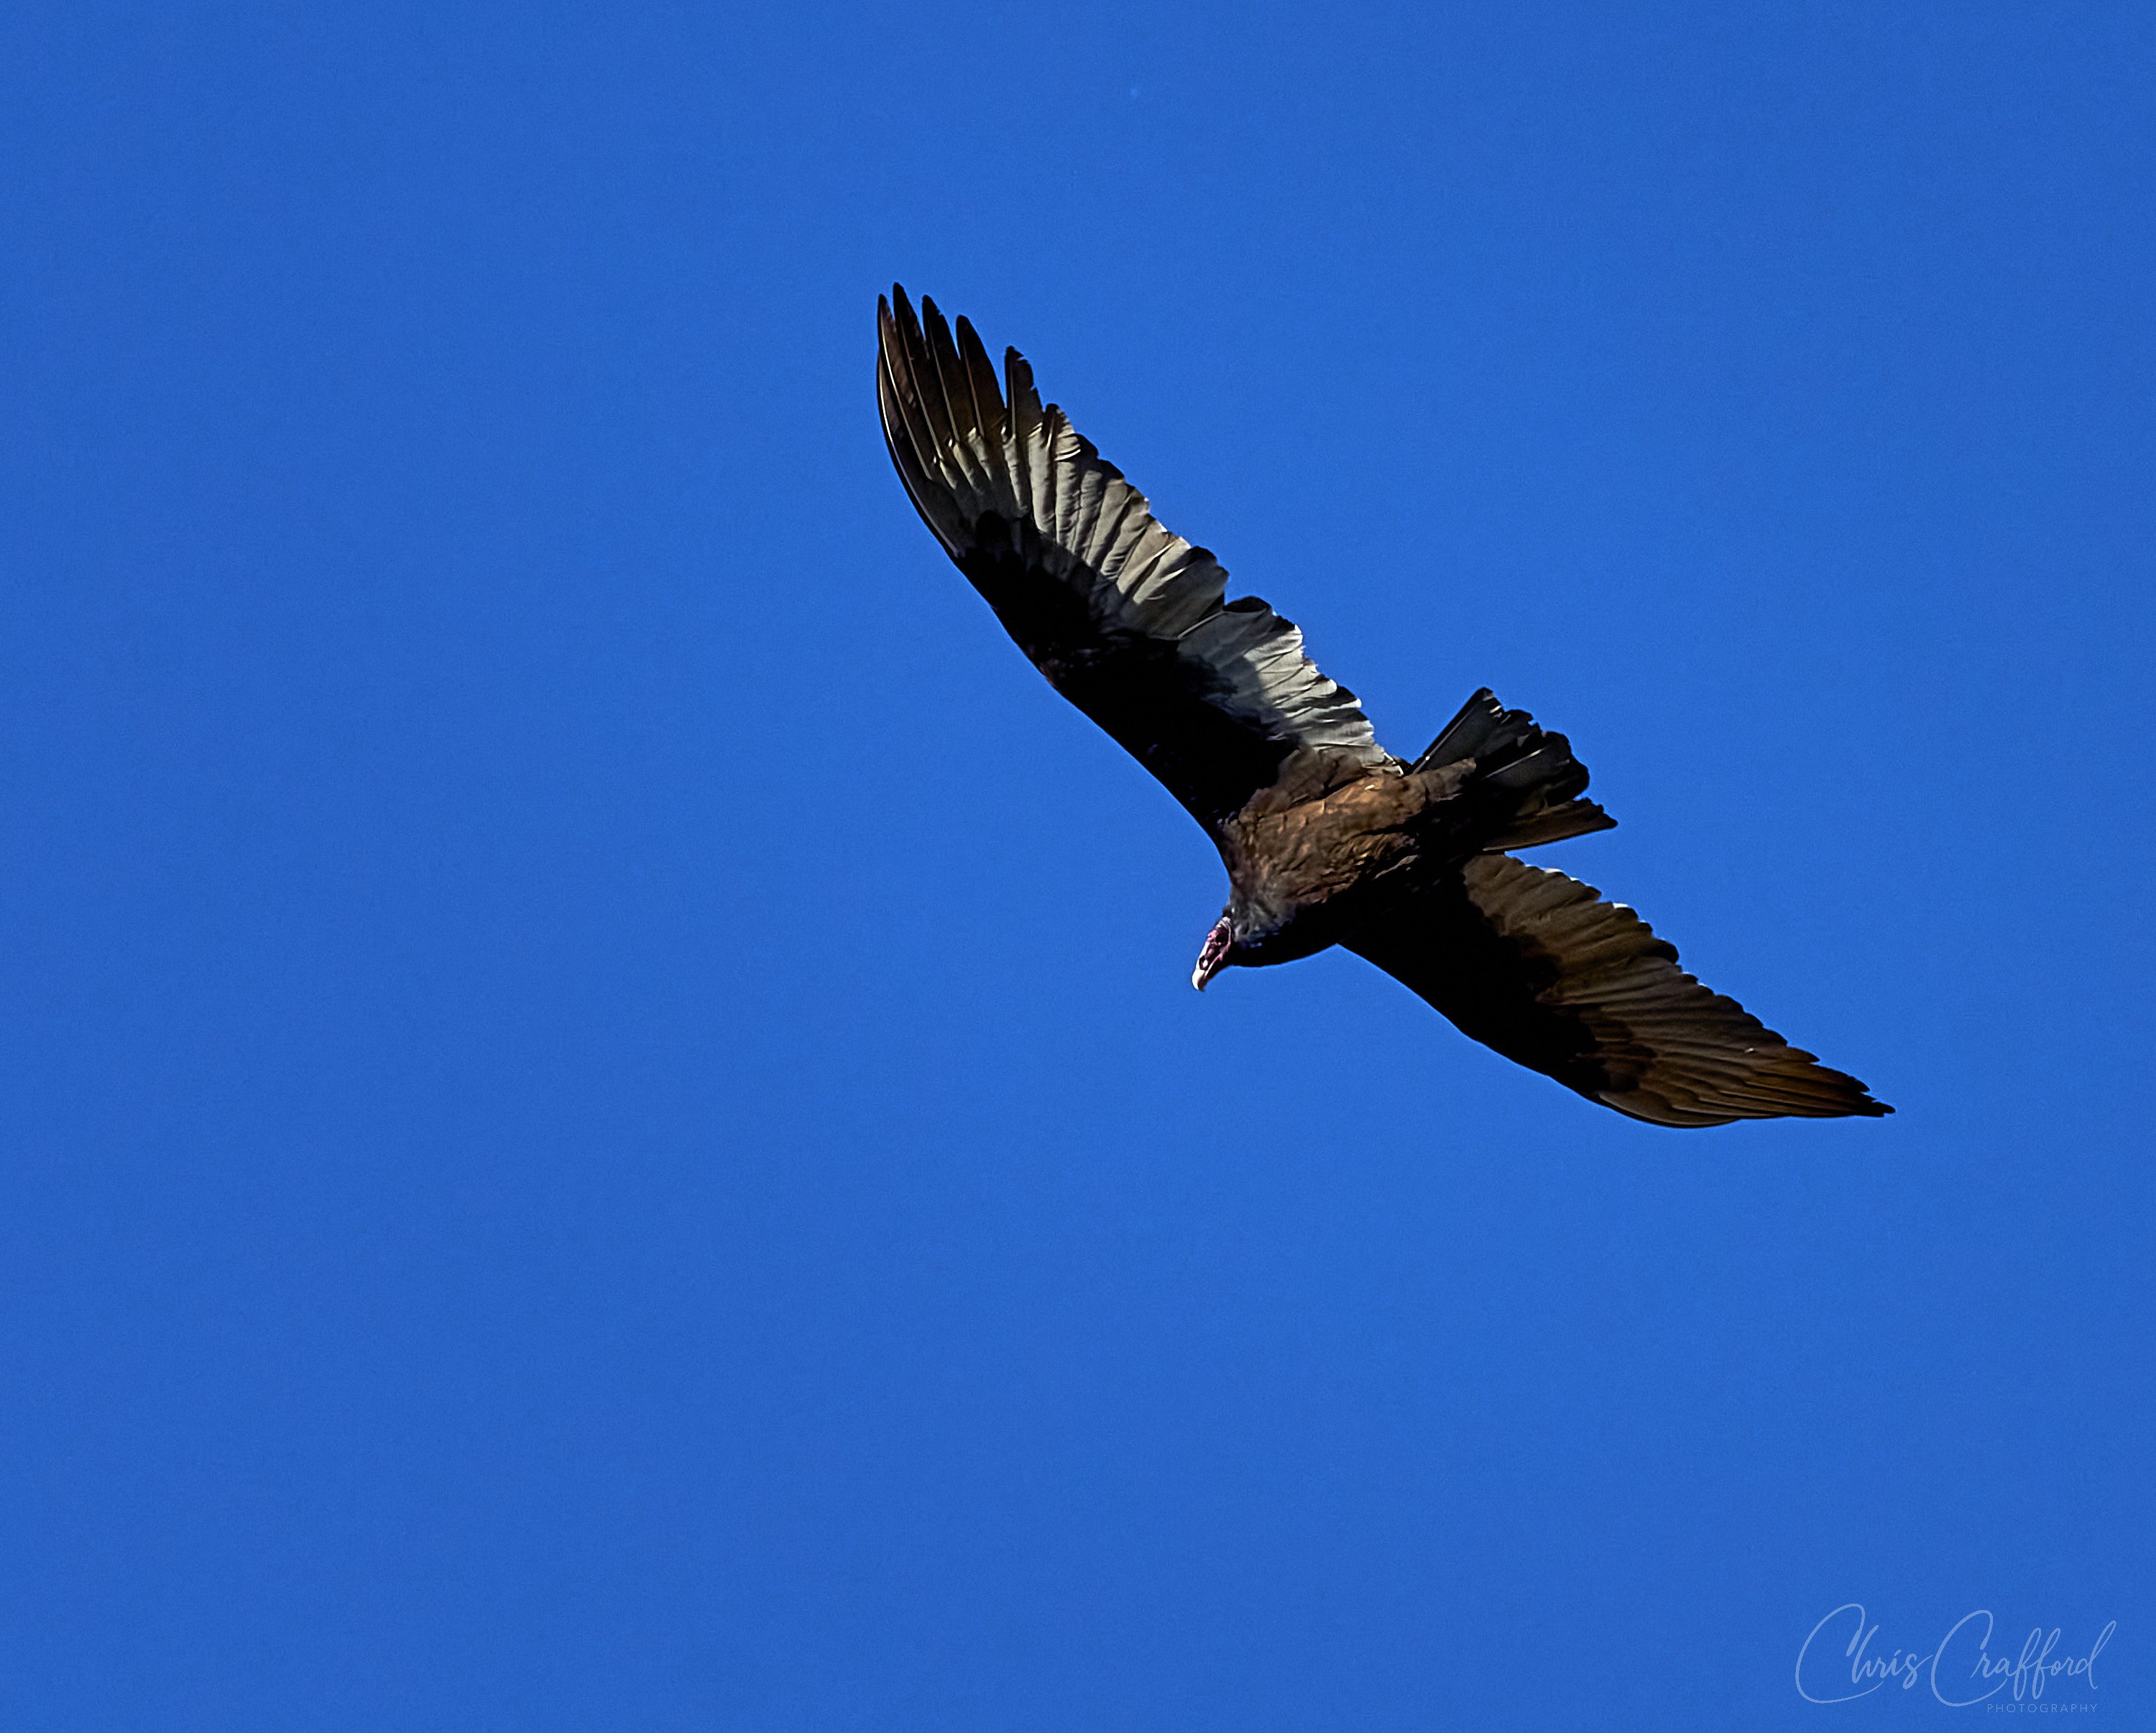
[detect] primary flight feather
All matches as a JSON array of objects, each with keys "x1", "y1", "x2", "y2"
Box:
[{"x1": 876, "y1": 286, "x2": 1889, "y2": 1127}]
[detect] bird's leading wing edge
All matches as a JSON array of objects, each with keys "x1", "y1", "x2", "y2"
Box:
[{"x1": 877, "y1": 285, "x2": 1388, "y2": 827}]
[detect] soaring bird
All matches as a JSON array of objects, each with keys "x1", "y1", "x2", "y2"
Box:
[{"x1": 875, "y1": 287, "x2": 1889, "y2": 1127}]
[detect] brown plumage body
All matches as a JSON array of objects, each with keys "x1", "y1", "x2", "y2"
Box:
[
  {"x1": 1215, "y1": 749, "x2": 1503, "y2": 968},
  {"x1": 877, "y1": 286, "x2": 1890, "y2": 1127}
]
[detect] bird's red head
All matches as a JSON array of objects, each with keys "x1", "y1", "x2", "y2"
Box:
[{"x1": 1192, "y1": 916, "x2": 1234, "y2": 992}]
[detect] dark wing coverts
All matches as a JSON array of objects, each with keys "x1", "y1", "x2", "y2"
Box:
[
  {"x1": 1348, "y1": 855, "x2": 1892, "y2": 1127},
  {"x1": 877, "y1": 287, "x2": 1388, "y2": 828}
]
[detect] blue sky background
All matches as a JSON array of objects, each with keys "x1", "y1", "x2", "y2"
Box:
[{"x1": 3, "y1": 3, "x2": 2150, "y2": 1727}]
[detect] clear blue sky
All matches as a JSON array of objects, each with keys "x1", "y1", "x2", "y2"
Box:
[{"x1": 3, "y1": 3, "x2": 2148, "y2": 1727}]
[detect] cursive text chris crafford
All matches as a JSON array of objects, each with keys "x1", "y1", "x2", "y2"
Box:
[{"x1": 1796, "y1": 1604, "x2": 2114, "y2": 1706}]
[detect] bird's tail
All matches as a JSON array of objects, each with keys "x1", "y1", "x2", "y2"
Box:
[{"x1": 1413, "y1": 688, "x2": 1615, "y2": 851}]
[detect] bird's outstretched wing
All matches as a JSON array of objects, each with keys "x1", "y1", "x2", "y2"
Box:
[
  {"x1": 1346, "y1": 854, "x2": 1892, "y2": 1126},
  {"x1": 877, "y1": 287, "x2": 1389, "y2": 828}
]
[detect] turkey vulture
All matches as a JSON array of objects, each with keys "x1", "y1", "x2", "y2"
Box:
[{"x1": 876, "y1": 287, "x2": 1889, "y2": 1127}]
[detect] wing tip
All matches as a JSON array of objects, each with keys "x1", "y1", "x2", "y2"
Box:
[{"x1": 1595, "y1": 1068, "x2": 1894, "y2": 1127}]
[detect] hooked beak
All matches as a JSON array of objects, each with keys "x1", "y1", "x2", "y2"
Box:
[{"x1": 1191, "y1": 918, "x2": 1233, "y2": 992}]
